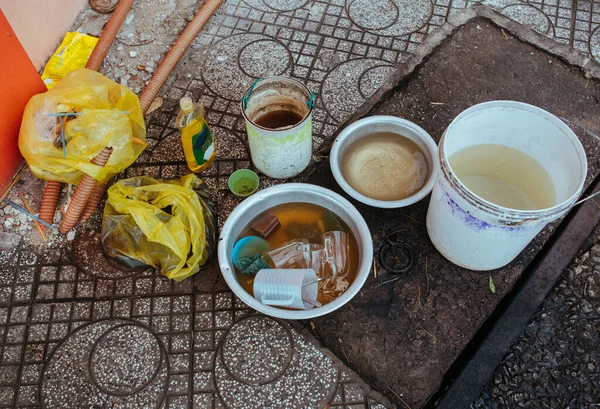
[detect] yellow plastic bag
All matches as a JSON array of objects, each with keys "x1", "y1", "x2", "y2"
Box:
[
  {"x1": 19, "y1": 68, "x2": 146, "y2": 185},
  {"x1": 41, "y1": 32, "x2": 99, "y2": 89},
  {"x1": 101, "y1": 174, "x2": 217, "y2": 281}
]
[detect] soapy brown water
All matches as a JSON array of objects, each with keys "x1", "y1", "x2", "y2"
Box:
[
  {"x1": 236, "y1": 203, "x2": 359, "y2": 306},
  {"x1": 254, "y1": 110, "x2": 303, "y2": 129},
  {"x1": 340, "y1": 132, "x2": 429, "y2": 201}
]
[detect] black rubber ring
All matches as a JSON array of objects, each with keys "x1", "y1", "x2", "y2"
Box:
[{"x1": 377, "y1": 239, "x2": 414, "y2": 274}]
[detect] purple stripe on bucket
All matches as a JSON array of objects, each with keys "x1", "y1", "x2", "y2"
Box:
[{"x1": 442, "y1": 188, "x2": 524, "y2": 232}]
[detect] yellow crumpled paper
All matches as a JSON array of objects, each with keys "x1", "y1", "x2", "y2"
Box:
[
  {"x1": 41, "y1": 32, "x2": 99, "y2": 89},
  {"x1": 101, "y1": 174, "x2": 216, "y2": 281},
  {"x1": 19, "y1": 68, "x2": 146, "y2": 185}
]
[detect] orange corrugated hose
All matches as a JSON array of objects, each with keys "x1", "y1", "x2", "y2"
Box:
[
  {"x1": 38, "y1": 0, "x2": 136, "y2": 229},
  {"x1": 138, "y1": 0, "x2": 224, "y2": 113},
  {"x1": 80, "y1": 180, "x2": 109, "y2": 223},
  {"x1": 59, "y1": 148, "x2": 113, "y2": 233},
  {"x1": 79, "y1": 0, "x2": 225, "y2": 223},
  {"x1": 39, "y1": 181, "x2": 62, "y2": 226}
]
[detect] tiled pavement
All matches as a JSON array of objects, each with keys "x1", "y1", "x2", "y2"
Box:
[
  {"x1": 0, "y1": 244, "x2": 391, "y2": 408},
  {"x1": 4, "y1": 0, "x2": 600, "y2": 408}
]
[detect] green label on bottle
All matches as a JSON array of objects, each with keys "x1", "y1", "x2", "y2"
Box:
[{"x1": 191, "y1": 124, "x2": 214, "y2": 166}]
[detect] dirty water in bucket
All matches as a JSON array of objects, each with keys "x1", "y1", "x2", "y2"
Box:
[
  {"x1": 449, "y1": 144, "x2": 556, "y2": 211},
  {"x1": 254, "y1": 110, "x2": 304, "y2": 129},
  {"x1": 244, "y1": 79, "x2": 309, "y2": 130},
  {"x1": 427, "y1": 101, "x2": 588, "y2": 271},
  {"x1": 241, "y1": 76, "x2": 313, "y2": 179}
]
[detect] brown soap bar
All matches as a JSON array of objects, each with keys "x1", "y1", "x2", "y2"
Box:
[{"x1": 251, "y1": 213, "x2": 280, "y2": 238}]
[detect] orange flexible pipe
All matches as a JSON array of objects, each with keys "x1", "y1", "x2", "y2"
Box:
[
  {"x1": 80, "y1": 179, "x2": 109, "y2": 223},
  {"x1": 38, "y1": 0, "x2": 135, "y2": 229},
  {"x1": 80, "y1": 0, "x2": 224, "y2": 223},
  {"x1": 59, "y1": 148, "x2": 113, "y2": 233},
  {"x1": 39, "y1": 117, "x2": 68, "y2": 228},
  {"x1": 139, "y1": 0, "x2": 224, "y2": 113},
  {"x1": 39, "y1": 181, "x2": 61, "y2": 227}
]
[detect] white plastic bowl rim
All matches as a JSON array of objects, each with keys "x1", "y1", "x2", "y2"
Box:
[
  {"x1": 217, "y1": 183, "x2": 373, "y2": 320},
  {"x1": 330, "y1": 115, "x2": 439, "y2": 208}
]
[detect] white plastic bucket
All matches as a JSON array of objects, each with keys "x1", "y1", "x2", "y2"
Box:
[
  {"x1": 241, "y1": 76, "x2": 313, "y2": 179},
  {"x1": 426, "y1": 101, "x2": 587, "y2": 270}
]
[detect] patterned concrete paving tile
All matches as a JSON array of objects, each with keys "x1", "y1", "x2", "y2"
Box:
[
  {"x1": 42, "y1": 320, "x2": 169, "y2": 408},
  {"x1": 0, "y1": 295, "x2": 391, "y2": 408},
  {"x1": 6, "y1": 242, "x2": 193, "y2": 304},
  {"x1": 0, "y1": 239, "x2": 389, "y2": 408},
  {"x1": 574, "y1": 0, "x2": 600, "y2": 56},
  {"x1": 474, "y1": 0, "x2": 574, "y2": 44}
]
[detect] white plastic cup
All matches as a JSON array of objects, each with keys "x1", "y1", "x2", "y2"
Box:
[
  {"x1": 427, "y1": 101, "x2": 587, "y2": 270},
  {"x1": 241, "y1": 76, "x2": 313, "y2": 179},
  {"x1": 253, "y1": 269, "x2": 318, "y2": 310}
]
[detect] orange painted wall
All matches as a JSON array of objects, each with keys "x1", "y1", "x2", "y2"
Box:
[
  {"x1": 0, "y1": 11, "x2": 47, "y2": 194},
  {"x1": 0, "y1": 0, "x2": 87, "y2": 69}
]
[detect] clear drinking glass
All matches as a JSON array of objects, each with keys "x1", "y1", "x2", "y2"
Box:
[
  {"x1": 300, "y1": 244, "x2": 326, "y2": 276},
  {"x1": 265, "y1": 240, "x2": 308, "y2": 268},
  {"x1": 323, "y1": 231, "x2": 350, "y2": 281}
]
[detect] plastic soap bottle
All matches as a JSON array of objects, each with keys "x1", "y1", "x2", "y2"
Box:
[{"x1": 176, "y1": 96, "x2": 216, "y2": 172}]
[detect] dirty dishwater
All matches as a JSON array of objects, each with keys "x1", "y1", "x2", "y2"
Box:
[
  {"x1": 255, "y1": 110, "x2": 304, "y2": 129},
  {"x1": 341, "y1": 132, "x2": 429, "y2": 201},
  {"x1": 449, "y1": 144, "x2": 556, "y2": 210},
  {"x1": 235, "y1": 202, "x2": 359, "y2": 306}
]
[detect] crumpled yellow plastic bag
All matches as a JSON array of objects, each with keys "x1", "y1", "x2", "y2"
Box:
[
  {"x1": 19, "y1": 68, "x2": 146, "y2": 185},
  {"x1": 101, "y1": 174, "x2": 216, "y2": 281},
  {"x1": 41, "y1": 32, "x2": 99, "y2": 89}
]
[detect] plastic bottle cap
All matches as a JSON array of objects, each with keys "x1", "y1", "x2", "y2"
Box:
[{"x1": 180, "y1": 97, "x2": 194, "y2": 112}]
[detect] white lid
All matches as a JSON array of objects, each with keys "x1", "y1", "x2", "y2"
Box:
[{"x1": 179, "y1": 96, "x2": 194, "y2": 112}]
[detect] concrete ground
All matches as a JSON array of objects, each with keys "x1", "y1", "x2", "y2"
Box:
[
  {"x1": 2, "y1": 0, "x2": 600, "y2": 408},
  {"x1": 307, "y1": 16, "x2": 600, "y2": 408}
]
